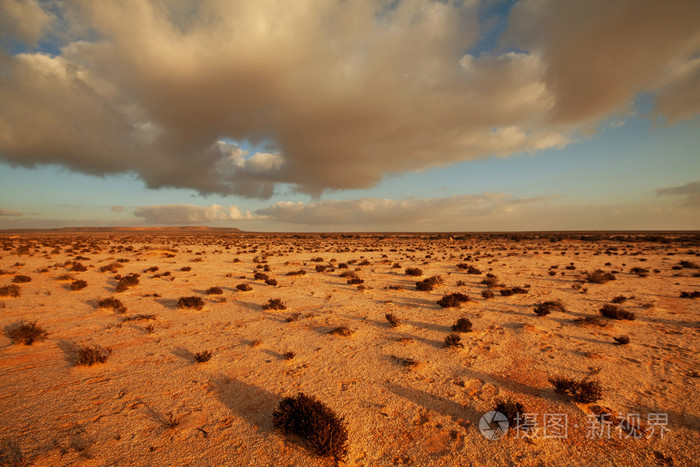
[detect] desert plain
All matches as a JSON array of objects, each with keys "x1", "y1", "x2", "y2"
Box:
[{"x1": 0, "y1": 229, "x2": 698, "y2": 466}]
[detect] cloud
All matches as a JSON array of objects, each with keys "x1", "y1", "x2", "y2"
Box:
[
  {"x1": 506, "y1": 0, "x2": 700, "y2": 125},
  {"x1": 656, "y1": 181, "x2": 700, "y2": 207},
  {"x1": 0, "y1": 0, "x2": 698, "y2": 198},
  {"x1": 109, "y1": 205, "x2": 125, "y2": 213},
  {"x1": 0, "y1": 0, "x2": 53, "y2": 46},
  {"x1": 133, "y1": 203, "x2": 255, "y2": 224},
  {"x1": 255, "y1": 193, "x2": 553, "y2": 226},
  {"x1": 0, "y1": 207, "x2": 22, "y2": 216}
]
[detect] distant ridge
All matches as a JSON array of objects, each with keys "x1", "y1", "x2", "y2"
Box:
[{"x1": 0, "y1": 226, "x2": 245, "y2": 235}]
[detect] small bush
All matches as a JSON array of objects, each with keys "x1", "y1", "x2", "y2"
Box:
[
  {"x1": 263, "y1": 298, "x2": 287, "y2": 310},
  {"x1": 265, "y1": 278, "x2": 278, "y2": 286},
  {"x1": 347, "y1": 278, "x2": 364, "y2": 285},
  {"x1": 205, "y1": 286, "x2": 223, "y2": 295},
  {"x1": 272, "y1": 393, "x2": 349, "y2": 460},
  {"x1": 679, "y1": 291, "x2": 700, "y2": 299},
  {"x1": 385, "y1": 313, "x2": 401, "y2": 327},
  {"x1": 437, "y1": 292, "x2": 470, "y2": 308},
  {"x1": 254, "y1": 272, "x2": 269, "y2": 281},
  {"x1": 493, "y1": 397, "x2": 525, "y2": 425},
  {"x1": 481, "y1": 290, "x2": 495, "y2": 299},
  {"x1": 194, "y1": 350, "x2": 212, "y2": 363},
  {"x1": 405, "y1": 268, "x2": 423, "y2": 276},
  {"x1": 612, "y1": 295, "x2": 628, "y2": 304},
  {"x1": 180, "y1": 266, "x2": 192, "y2": 272},
  {"x1": 315, "y1": 265, "x2": 327, "y2": 273},
  {"x1": 613, "y1": 335, "x2": 630, "y2": 345},
  {"x1": 177, "y1": 296, "x2": 205, "y2": 310},
  {"x1": 115, "y1": 273, "x2": 140, "y2": 292},
  {"x1": 533, "y1": 300, "x2": 566, "y2": 316},
  {"x1": 70, "y1": 279, "x2": 88, "y2": 291},
  {"x1": 287, "y1": 269, "x2": 306, "y2": 276},
  {"x1": 549, "y1": 376, "x2": 602, "y2": 403},
  {"x1": 0, "y1": 284, "x2": 20, "y2": 297},
  {"x1": 415, "y1": 275, "x2": 444, "y2": 291},
  {"x1": 283, "y1": 351, "x2": 296, "y2": 360},
  {"x1": 236, "y1": 283, "x2": 253, "y2": 291},
  {"x1": 77, "y1": 345, "x2": 112, "y2": 366},
  {"x1": 97, "y1": 297, "x2": 126, "y2": 313},
  {"x1": 600, "y1": 304, "x2": 635, "y2": 320},
  {"x1": 586, "y1": 270, "x2": 615, "y2": 284},
  {"x1": 12, "y1": 275, "x2": 31, "y2": 283},
  {"x1": 328, "y1": 326, "x2": 354, "y2": 337},
  {"x1": 443, "y1": 333, "x2": 464, "y2": 348},
  {"x1": 285, "y1": 312, "x2": 301, "y2": 322},
  {"x1": 451, "y1": 318, "x2": 472, "y2": 333},
  {"x1": 6, "y1": 321, "x2": 48, "y2": 345}
]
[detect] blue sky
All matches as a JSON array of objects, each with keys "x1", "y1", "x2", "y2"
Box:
[{"x1": 0, "y1": 0, "x2": 698, "y2": 231}]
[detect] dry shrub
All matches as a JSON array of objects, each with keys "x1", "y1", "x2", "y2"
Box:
[
  {"x1": 533, "y1": 300, "x2": 567, "y2": 316},
  {"x1": 443, "y1": 333, "x2": 464, "y2": 348},
  {"x1": 70, "y1": 279, "x2": 88, "y2": 291},
  {"x1": 12, "y1": 275, "x2": 31, "y2": 283},
  {"x1": 236, "y1": 283, "x2": 253, "y2": 291},
  {"x1": 493, "y1": 397, "x2": 525, "y2": 425},
  {"x1": 194, "y1": 350, "x2": 212, "y2": 363},
  {"x1": 549, "y1": 376, "x2": 602, "y2": 403},
  {"x1": 115, "y1": 273, "x2": 140, "y2": 292},
  {"x1": 599, "y1": 304, "x2": 635, "y2": 320},
  {"x1": 177, "y1": 296, "x2": 205, "y2": 310},
  {"x1": 263, "y1": 298, "x2": 287, "y2": 310},
  {"x1": 328, "y1": 326, "x2": 354, "y2": 337},
  {"x1": 97, "y1": 297, "x2": 126, "y2": 313},
  {"x1": 451, "y1": 318, "x2": 472, "y2": 333},
  {"x1": 405, "y1": 267, "x2": 423, "y2": 276},
  {"x1": 77, "y1": 345, "x2": 112, "y2": 366},
  {"x1": 415, "y1": 275, "x2": 443, "y2": 291},
  {"x1": 273, "y1": 393, "x2": 349, "y2": 460},
  {"x1": 586, "y1": 270, "x2": 615, "y2": 284},
  {"x1": 437, "y1": 292, "x2": 470, "y2": 308},
  {"x1": 0, "y1": 285, "x2": 20, "y2": 297},
  {"x1": 385, "y1": 313, "x2": 401, "y2": 327},
  {"x1": 6, "y1": 321, "x2": 48, "y2": 345},
  {"x1": 205, "y1": 286, "x2": 223, "y2": 295}
]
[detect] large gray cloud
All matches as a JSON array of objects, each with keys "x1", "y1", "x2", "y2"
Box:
[
  {"x1": 133, "y1": 203, "x2": 254, "y2": 224},
  {"x1": 0, "y1": 0, "x2": 698, "y2": 199},
  {"x1": 656, "y1": 181, "x2": 700, "y2": 207}
]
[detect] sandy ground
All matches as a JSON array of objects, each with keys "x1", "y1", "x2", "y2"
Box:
[{"x1": 0, "y1": 232, "x2": 698, "y2": 466}]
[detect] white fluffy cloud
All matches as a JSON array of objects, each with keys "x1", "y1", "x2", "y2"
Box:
[
  {"x1": 133, "y1": 203, "x2": 255, "y2": 224},
  {"x1": 0, "y1": 0, "x2": 698, "y2": 198}
]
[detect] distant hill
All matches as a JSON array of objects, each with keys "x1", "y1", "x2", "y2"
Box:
[{"x1": 0, "y1": 226, "x2": 245, "y2": 236}]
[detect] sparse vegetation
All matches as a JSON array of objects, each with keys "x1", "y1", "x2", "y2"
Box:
[
  {"x1": 272, "y1": 393, "x2": 348, "y2": 460},
  {"x1": 549, "y1": 376, "x2": 602, "y2": 403},
  {"x1": 437, "y1": 292, "x2": 470, "y2": 308},
  {"x1": 115, "y1": 273, "x2": 140, "y2": 292},
  {"x1": 12, "y1": 275, "x2": 31, "y2": 283},
  {"x1": 451, "y1": 318, "x2": 472, "y2": 333},
  {"x1": 600, "y1": 304, "x2": 636, "y2": 320},
  {"x1": 70, "y1": 279, "x2": 88, "y2": 291},
  {"x1": 5, "y1": 321, "x2": 48, "y2": 345},
  {"x1": 443, "y1": 333, "x2": 464, "y2": 348},
  {"x1": 405, "y1": 267, "x2": 423, "y2": 276},
  {"x1": 534, "y1": 300, "x2": 567, "y2": 316},
  {"x1": 77, "y1": 345, "x2": 112, "y2": 366},
  {"x1": 385, "y1": 313, "x2": 401, "y2": 327},
  {"x1": 0, "y1": 284, "x2": 20, "y2": 297},
  {"x1": 97, "y1": 297, "x2": 126, "y2": 313},
  {"x1": 194, "y1": 350, "x2": 212, "y2": 363},
  {"x1": 613, "y1": 335, "x2": 630, "y2": 345},
  {"x1": 493, "y1": 397, "x2": 525, "y2": 425},
  {"x1": 263, "y1": 298, "x2": 287, "y2": 310},
  {"x1": 586, "y1": 270, "x2": 616, "y2": 284},
  {"x1": 236, "y1": 283, "x2": 253, "y2": 291},
  {"x1": 177, "y1": 296, "x2": 205, "y2": 310},
  {"x1": 204, "y1": 286, "x2": 223, "y2": 295},
  {"x1": 328, "y1": 326, "x2": 354, "y2": 336}
]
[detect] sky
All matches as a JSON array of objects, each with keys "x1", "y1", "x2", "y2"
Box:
[{"x1": 0, "y1": 0, "x2": 699, "y2": 232}]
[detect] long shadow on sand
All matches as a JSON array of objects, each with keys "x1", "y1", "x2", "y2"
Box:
[{"x1": 209, "y1": 375, "x2": 281, "y2": 432}]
